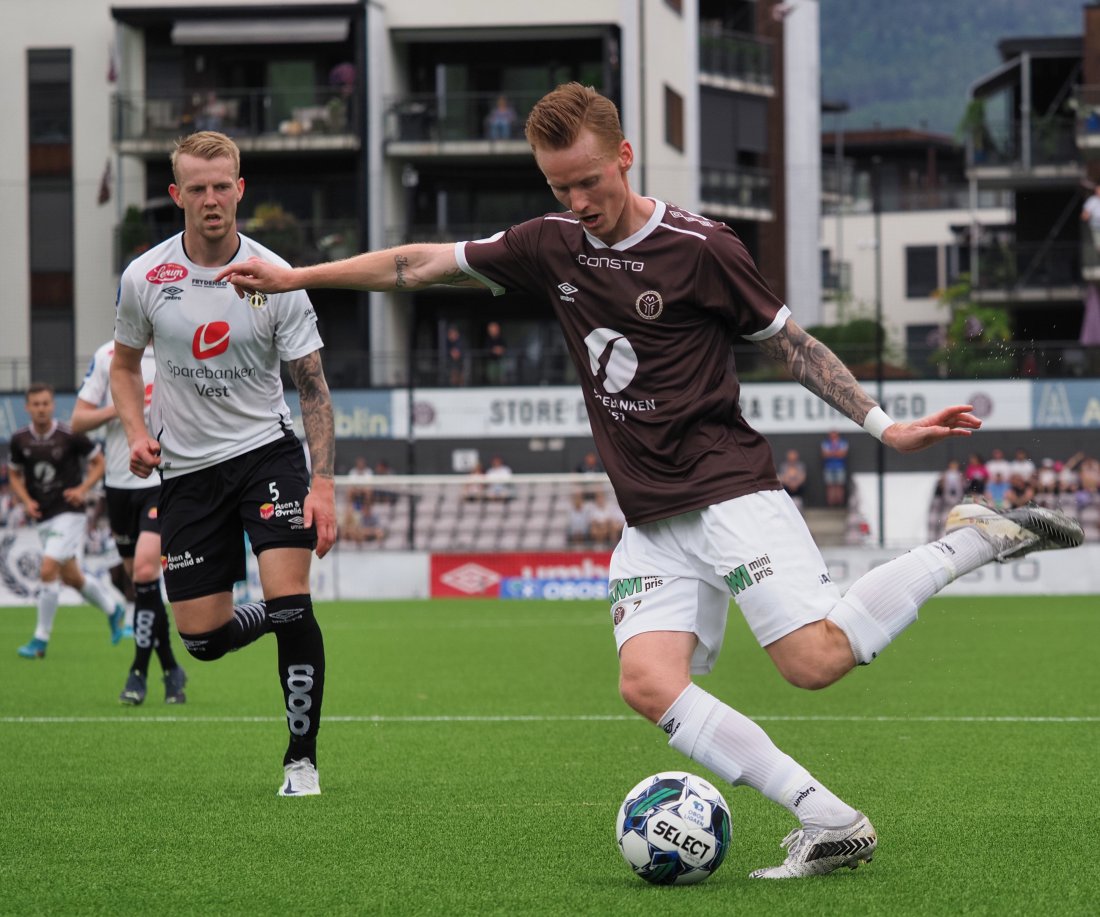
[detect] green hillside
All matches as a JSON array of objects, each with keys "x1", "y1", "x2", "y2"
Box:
[{"x1": 821, "y1": 0, "x2": 1086, "y2": 135}]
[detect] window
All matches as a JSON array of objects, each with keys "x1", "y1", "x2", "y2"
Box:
[
  {"x1": 905, "y1": 245, "x2": 939, "y2": 298},
  {"x1": 664, "y1": 85, "x2": 684, "y2": 152}
]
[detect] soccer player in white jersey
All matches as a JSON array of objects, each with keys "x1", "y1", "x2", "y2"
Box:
[
  {"x1": 72, "y1": 341, "x2": 187, "y2": 704},
  {"x1": 217, "y1": 85, "x2": 1084, "y2": 869},
  {"x1": 10, "y1": 383, "x2": 127, "y2": 657},
  {"x1": 112, "y1": 132, "x2": 336, "y2": 796}
]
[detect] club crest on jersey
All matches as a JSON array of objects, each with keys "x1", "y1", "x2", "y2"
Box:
[
  {"x1": 192, "y1": 322, "x2": 230, "y2": 360},
  {"x1": 635, "y1": 290, "x2": 663, "y2": 320},
  {"x1": 146, "y1": 263, "x2": 188, "y2": 284},
  {"x1": 247, "y1": 291, "x2": 268, "y2": 310}
]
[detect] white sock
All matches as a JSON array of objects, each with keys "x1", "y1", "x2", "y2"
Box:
[
  {"x1": 828, "y1": 528, "x2": 995, "y2": 664},
  {"x1": 35, "y1": 581, "x2": 61, "y2": 642},
  {"x1": 661, "y1": 684, "x2": 858, "y2": 829},
  {"x1": 80, "y1": 575, "x2": 118, "y2": 616}
]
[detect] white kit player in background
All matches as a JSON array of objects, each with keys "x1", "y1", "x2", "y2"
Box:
[
  {"x1": 11, "y1": 383, "x2": 127, "y2": 659},
  {"x1": 72, "y1": 341, "x2": 187, "y2": 704}
]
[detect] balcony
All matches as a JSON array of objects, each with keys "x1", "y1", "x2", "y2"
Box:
[
  {"x1": 698, "y1": 27, "x2": 773, "y2": 96},
  {"x1": 821, "y1": 179, "x2": 1010, "y2": 214},
  {"x1": 966, "y1": 112, "x2": 1080, "y2": 187},
  {"x1": 1074, "y1": 85, "x2": 1100, "y2": 150},
  {"x1": 969, "y1": 236, "x2": 1083, "y2": 302},
  {"x1": 699, "y1": 165, "x2": 772, "y2": 220},
  {"x1": 111, "y1": 87, "x2": 360, "y2": 157},
  {"x1": 385, "y1": 91, "x2": 547, "y2": 158}
]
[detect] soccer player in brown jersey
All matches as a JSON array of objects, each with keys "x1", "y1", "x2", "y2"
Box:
[
  {"x1": 216, "y1": 84, "x2": 1084, "y2": 875},
  {"x1": 10, "y1": 383, "x2": 127, "y2": 658}
]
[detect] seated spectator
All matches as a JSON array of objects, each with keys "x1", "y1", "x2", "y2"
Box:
[
  {"x1": 360, "y1": 503, "x2": 385, "y2": 543},
  {"x1": 339, "y1": 500, "x2": 368, "y2": 548},
  {"x1": 345, "y1": 455, "x2": 374, "y2": 508},
  {"x1": 934, "y1": 459, "x2": 966, "y2": 506},
  {"x1": 575, "y1": 450, "x2": 605, "y2": 500},
  {"x1": 588, "y1": 490, "x2": 625, "y2": 548},
  {"x1": 1037, "y1": 458, "x2": 1058, "y2": 495},
  {"x1": 463, "y1": 461, "x2": 486, "y2": 502},
  {"x1": 984, "y1": 447, "x2": 1011, "y2": 483},
  {"x1": 1056, "y1": 459, "x2": 1078, "y2": 496},
  {"x1": 964, "y1": 453, "x2": 987, "y2": 495},
  {"x1": 777, "y1": 449, "x2": 807, "y2": 502},
  {"x1": 1009, "y1": 448, "x2": 1036, "y2": 483},
  {"x1": 485, "y1": 94, "x2": 517, "y2": 140},
  {"x1": 485, "y1": 455, "x2": 514, "y2": 501},
  {"x1": 371, "y1": 458, "x2": 398, "y2": 505},
  {"x1": 986, "y1": 471, "x2": 1010, "y2": 508},
  {"x1": 566, "y1": 492, "x2": 593, "y2": 546},
  {"x1": 1005, "y1": 473, "x2": 1036, "y2": 508}
]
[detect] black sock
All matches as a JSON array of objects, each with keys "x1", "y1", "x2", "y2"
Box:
[
  {"x1": 267, "y1": 594, "x2": 325, "y2": 767},
  {"x1": 132, "y1": 580, "x2": 179, "y2": 674},
  {"x1": 179, "y1": 600, "x2": 269, "y2": 661}
]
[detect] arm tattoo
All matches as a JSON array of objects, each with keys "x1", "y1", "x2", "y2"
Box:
[
  {"x1": 754, "y1": 319, "x2": 877, "y2": 424},
  {"x1": 288, "y1": 351, "x2": 335, "y2": 477},
  {"x1": 394, "y1": 254, "x2": 409, "y2": 288}
]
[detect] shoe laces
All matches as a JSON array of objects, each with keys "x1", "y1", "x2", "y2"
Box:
[{"x1": 779, "y1": 826, "x2": 811, "y2": 860}]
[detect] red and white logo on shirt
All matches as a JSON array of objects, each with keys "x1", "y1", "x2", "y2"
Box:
[
  {"x1": 192, "y1": 322, "x2": 230, "y2": 360},
  {"x1": 146, "y1": 263, "x2": 188, "y2": 284}
]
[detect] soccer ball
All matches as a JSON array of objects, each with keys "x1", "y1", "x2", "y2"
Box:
[{"x1": 615, "y1": 771, "x2": 732, "y2": 885}]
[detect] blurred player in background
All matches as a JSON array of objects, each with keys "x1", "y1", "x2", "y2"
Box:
[
  {"x1": 10, "y1": 382, "x2": 127, "y2": 658},
  {"x1": 216, "y1": 84, "x2": 1083, "y2": 868},
  {"x1": 72, "y1": 341, "x2": 187, "y2": 704},
  {"x1": 111, "y1": 131, "x2": 336, "y2": 796}
]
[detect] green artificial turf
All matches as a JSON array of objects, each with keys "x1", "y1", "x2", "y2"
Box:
[{"x1": 1, "y1": 596, "x2": 1097, "y2": 916}]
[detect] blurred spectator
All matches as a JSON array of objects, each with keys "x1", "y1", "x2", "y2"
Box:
[
  {"x1": 1009, "y1": 448, "x2": 1036, "y2": 482},
  {"x1": 463, "y1": 461, "x2": 486, "y2": 502},
  {"x1": 485, "y1": 94, "x2": 517, "y2": 140},
  {"x1": 360, "y1": 503, "x2": 385, "y2": 543},
  {"x1": 485, "y1": 455, "x2": 514, "y2": 501},
  {"x1": 985, "y1": 448, "x2": 1011, "y2": 482},
  {"x1": 371, "y1": 458, "x2": 398, "y2": 505},
  {"x1": 575, "y1": 450, "x2": 604, "y2": 500},
  {"x1": 445, "y1": 325, "x2": 467, "y2": 386},
  {"x1": 195, "y1": 91, "x2": 229, "y2": 131},
  {"x1": 820, "y1": 430, "x2": 849, "y2": 507},
  {"x1": 483, "y1": 320, "x2": 507, "y2": 384},
  {"x1": 1037, "y1": 458, "x2": 1058, "y2": 495},
  {"x1": 340, "y1": 498, "x2": 384, "y2": 548},
  {"x1": 934, "y1": 459, "x2": 966, "y2": 505},
  {"x1": 986, "y1": 471, "x2": 1010, "y2": 508},
  {"x1": 346, "y1": 455, "x2": 374, "y2": 507},
  {"x1": 1068, "y1": 452, "x2": 1100, "y2": 506},
  {"x1": 588, "y1": 490, "x2": 625, "y2": 548},
  {"x1": 963, "y1": 453, "x2": 988, "y2": 495},
  {"x1": 1057, "y1": 458, "x2": 1079, "y2": 495},
  {"x1": 1005, "y1": 473, "x2": 1036, "y2": 508},
  {"x1": 777, "y1": 449, "x2": 807, "y2": 503},
  {"x1": 566, "y1": 492, "x2": 593, "y2": 546}
]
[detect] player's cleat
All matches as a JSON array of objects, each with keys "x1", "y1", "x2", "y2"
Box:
[
  {"x1": 119, "y1": 669, "x2": 147, "y2": 705},
  {"x1": 163, "y1": 666, "x2": 188, "y2": 705},
  {"x1": 278, "y1": 759, "x2": 321, "y2": 797},
  {"x1": 121, "y1": 625, "x2": 134, "y2": 640},
  {"x1": 108, "y1": 604, "x2": 126, "y2": 645},
  {"x1": 749, "y1": 813, "x2": 877, "y2": 879},
  {"x1": 945, "y1": 502, "x2": 1084, "y2": 563},
  {"x1": 17, "y1": 637, "x2": 48, "y2": 659}
]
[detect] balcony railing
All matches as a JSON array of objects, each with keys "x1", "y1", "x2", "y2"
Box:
[
  {"x1": 700, "y1": 165, "x2": 772, "y2": 213},
  {"x1": 821, "y1": 181, "x2": 1010, "y2": 214},
  {"x1": 114, "y1": 217, "x2": 360, "y2": 273},
  {"x1": 112, "y1": 87, "x2": 359, "y2": 145},
  {"x1": 968, "y1": 113, "x2": 1077, "y2": 169},
  {"x1": 698, "y1": 27, "x2": 772, "y2": 88},
  {"x1": 971, "y1": 238, "x2": 1081, "y2": 292},
  {"x1": 384, "y1": 91, "x2": 547, "y2": 146}
]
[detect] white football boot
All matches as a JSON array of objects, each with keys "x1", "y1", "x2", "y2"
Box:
[
  {"x1": 945, "y1": 502, "x2": 1084, "y2": 563},
  {"x1": 278, "y1": 758, "x2": 321, "y2": 796},
  {"x1": 749, "y1": 813, "x2": 877, "y2": 879}
]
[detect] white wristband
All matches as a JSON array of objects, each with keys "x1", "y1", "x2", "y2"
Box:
[{"x1": 862, "y1": 405, "x2": 894, "y2": 441}]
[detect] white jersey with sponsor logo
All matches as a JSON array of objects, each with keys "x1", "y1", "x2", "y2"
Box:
[
  {"x1": 77, "y1": 340, "x2": 156, "y2": 489},
  {"x1": 114, "y1": 231, "x2": 323, "y2": 478}
]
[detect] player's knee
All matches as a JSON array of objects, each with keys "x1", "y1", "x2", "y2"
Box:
[
  {"x1": 618, "y1": 671, "x2": 676, "y2": 723},
  {"x1": 776, "y1": 660, "x2": 836, "y2": 691},
  {"x1": 178, "y1": 626, "x2": 232, "y2": 662}
]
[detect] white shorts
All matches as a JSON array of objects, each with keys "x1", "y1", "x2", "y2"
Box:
[
  {"x1": 36, "y1": 512, "x2": 87, "y2": 563},
  {"x1": 609, "y1": 490, "x2": 841, "y2": 674}
]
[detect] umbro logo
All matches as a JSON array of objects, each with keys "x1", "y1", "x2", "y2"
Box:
[
  {"x1": 163, "y1": 286, "x2": 184, "y2": 300},
  {"x1": 557, "y1": 282, "x2": 578, "y2": 303}
]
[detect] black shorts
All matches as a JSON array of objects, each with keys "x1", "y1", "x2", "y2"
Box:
[
  {"x1": 105, "y1": 485, "x2": 160, "y2": 559},
  {"x1": 158, "y1": 432, "x2": 317, "y2": 602}
]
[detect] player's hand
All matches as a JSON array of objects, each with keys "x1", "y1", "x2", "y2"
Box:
[
  {"x1": 304, "y1": 475, "x2": 337, "y2": 559},
  {"x1": 62, "y1": 486, "x2": 86, "y2": 508},
  {"x1": 129, "y1": 437, "x2": 162, "y2": 478},
  {"x1": 23, "y1": 499, "x2": 42, "y2": 520},
  {"x1": 881, "y1": 404, "x2": 982, "y2": 454},
  {"x1": 214, "y1": 256, "x2": 293, "y2": 299}
]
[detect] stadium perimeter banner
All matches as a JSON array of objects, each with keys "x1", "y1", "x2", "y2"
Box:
[{"x1": 431, "y1": 552, "x2": 612, "y2": 599}]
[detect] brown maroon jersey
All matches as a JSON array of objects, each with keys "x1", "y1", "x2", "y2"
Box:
[
  {"x1": 457, "y1": 200, "x2": 786, "y2": 525},
  {"x1": 8, "y1": 421, "x2": 99, "y2": 521}
]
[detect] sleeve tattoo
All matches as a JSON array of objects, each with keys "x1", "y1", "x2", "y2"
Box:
[
  {"x1": 288, "y1": 350, "x2": 335, "y2": 477},
  {"x1": 753, "y1": 319, "x2": 876, "y2": 425}
]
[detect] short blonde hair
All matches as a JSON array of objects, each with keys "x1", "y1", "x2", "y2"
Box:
[
  {"x1": 525, "y1": 82, "x2": 624, "y2": 157},
  {"x1": 171, "y1": 131, "x2": 241, "y2": 184}
]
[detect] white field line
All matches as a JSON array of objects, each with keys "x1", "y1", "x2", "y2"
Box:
[{"x1": 1, "y1": 714, "x2": 1098, "y2": 725}]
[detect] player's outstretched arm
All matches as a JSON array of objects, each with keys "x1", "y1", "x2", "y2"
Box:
[
  {"x1": 754, "y1": 317, "x2": 981, "y2": 453},
  {"x1": 110, "y1": 341, "x2": 160, "y2": 477},
  {"x1": 215, "y1": 243, "x2": 482, "y2": 298},
  {"x1": 288, "y1": 350, "x2": 337, "y2": 559}
]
